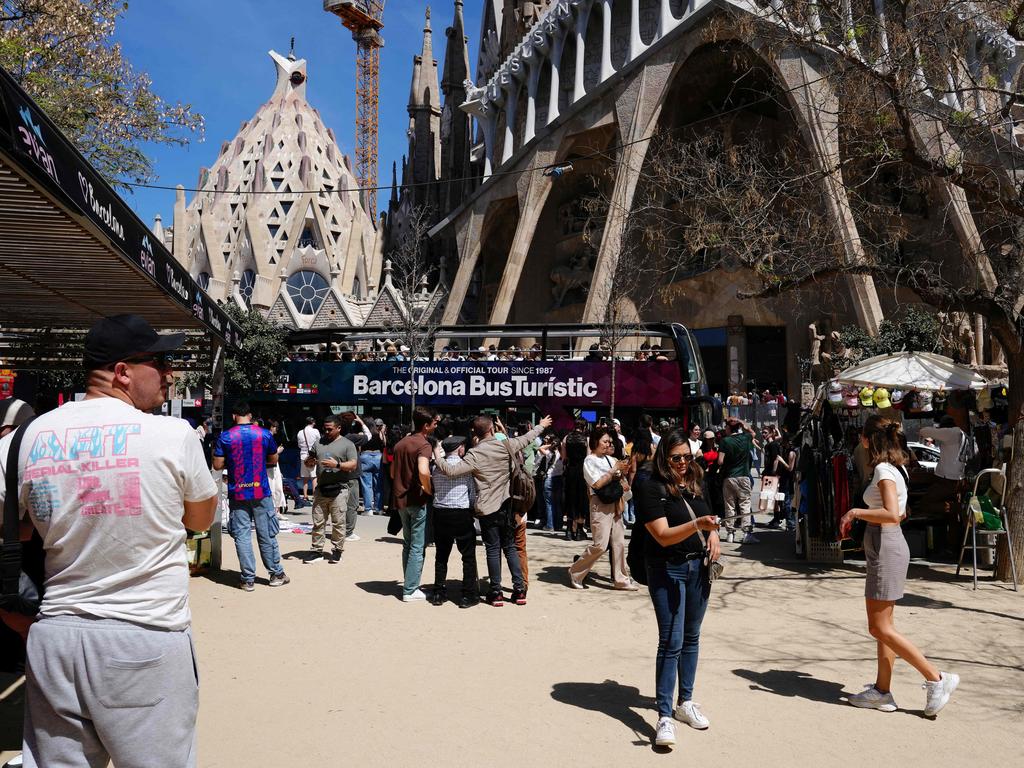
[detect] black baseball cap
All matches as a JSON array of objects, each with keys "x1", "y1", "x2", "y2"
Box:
[
  {"x1": 441, "y1": 435, "x2": 466, "y2": 453},
  {"x1": 83, "y1": 314, "x2": 186, "y2": 368}
]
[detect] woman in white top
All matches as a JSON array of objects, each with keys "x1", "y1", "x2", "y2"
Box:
[
  {"x1": 840, "y1": 416, "x2": 959, "y2": 716},
  {"x1": 567, "y1": 428, "x2": 639, "y2": 590}
]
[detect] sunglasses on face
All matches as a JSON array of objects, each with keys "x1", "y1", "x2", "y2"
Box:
[
  {"x1": 668, "y1": 453, "x2": 692, "y2": 464},
  {"x1": 122, "y1": 353, "x2": 173, "y2": 369}
]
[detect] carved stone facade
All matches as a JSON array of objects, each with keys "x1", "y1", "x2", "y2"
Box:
[{"x1": 163, "y1": 50, "x2": 384, "y2": 330}]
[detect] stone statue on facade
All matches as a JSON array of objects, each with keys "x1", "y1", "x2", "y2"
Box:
[{"x1": 808, "y1": 322, "x2": 826, "y2": 381}]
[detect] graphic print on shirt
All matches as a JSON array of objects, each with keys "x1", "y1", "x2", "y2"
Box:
[{"x1": 23, "y1": 423, "x2": 143, "y2": 520}]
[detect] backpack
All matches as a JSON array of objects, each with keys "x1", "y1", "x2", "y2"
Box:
[
  {"x1": 1, "y1": 416, "x2": 42, "y2": 673},
  {"x1": 627, "y1": 517, "x2": 649, "y2": 585},
  {"x1": 506, "y1": 442, "x2": 537, "y2": 517}
]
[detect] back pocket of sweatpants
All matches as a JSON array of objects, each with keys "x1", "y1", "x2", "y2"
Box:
[{"x1": 99, "y1": 654, "x2": 167, "y2": 708}]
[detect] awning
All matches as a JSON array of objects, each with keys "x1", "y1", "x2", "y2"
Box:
[
  {"x1": 833, "y1": 352, "x2": 988, "y2": 391},
  {"x1": 0, "y1": 66, "x2": 241, "y2": 350}
]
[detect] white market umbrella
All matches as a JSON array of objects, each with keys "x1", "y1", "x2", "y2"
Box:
[{"x1": 833, "y1": 351, "x2": 988, "y2": 391}]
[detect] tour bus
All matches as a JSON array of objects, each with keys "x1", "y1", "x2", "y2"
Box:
[{"x1": 249, "y1": 322, "x2": 714, "y2": 439}]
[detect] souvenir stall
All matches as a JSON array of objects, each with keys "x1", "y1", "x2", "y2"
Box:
[{"x1": 795, "y1": 352, "x2": 1000, "y2": 563}]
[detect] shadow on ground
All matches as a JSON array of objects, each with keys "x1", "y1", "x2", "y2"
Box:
[
  {"x1": 732, "y1": 668, "x2": 849, "y2": 706},
  {"x1": 551, "y1": 679, "x2": 663, "y2": 749},
  {"x1": 355, "y1": 580, "x2": 403, "y2": 600}
]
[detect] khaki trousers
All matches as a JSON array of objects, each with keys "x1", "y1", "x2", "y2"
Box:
[
  {"x1": 568, "y1": 496, "x2": 631, "y2": 587},
  {"x1": 312, "y1": 487, "x2": 349, "y2": 553}
]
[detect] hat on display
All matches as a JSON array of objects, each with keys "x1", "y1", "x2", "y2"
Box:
[
  {"x1": 859, "y1": 386, "x2": 875, "y2": 407},
  {"x1": 83, "y1": 314, "x2": 186, "y2": 369},
  {"x1": 873, "y1": 387, "x2": 892, "y2": 409},
  {"x1": 441, "y1": 436, "x2": 466, "y2": 453},
  {"x1": 891, "y1": 389, "x2": 905, "y2": 405},
  {"x1": 828, "y1": 382, "x2": 843, "y2": 404},
  {"x1": 912, "y1": 391, "x2": 933, "y2": 413},
  {"x1": 0, "y1": 398, "x2": 34, "y2": 429},
  {"x1": 932, "y1": 389, "x2": 947, "y2": 410},
  {"x1": 843, "y1": 386, "x2": 860, "y2": 409}
]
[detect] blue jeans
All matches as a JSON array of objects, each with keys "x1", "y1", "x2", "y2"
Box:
[
  {"x1": 399, "y1": 505, "x2": 427, "y2": 596},
  {"x1": 647, "y1": 558, "x2": 710, "y2": 717},
  {"x1": 624, "y1": 497, "x2": 636, "y2": 525},
  {"x1": 479, "y1": 504, "x2": 524, "y2": 593},
  {"x1": 359, "y1": 451, "x2": 382, "y2": 511},
  {"x1": 228, "y1": 496, "x2": 283, "y2": 584},
  {"x1": 543, "y1": 474, "x2": 563, "y2": 529}
]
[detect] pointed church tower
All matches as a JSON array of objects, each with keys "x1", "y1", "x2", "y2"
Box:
[
  {"x1": 408, "y1": 7, "x2": 441, "y2": 193},
  {"x1": 440, "y1": 0, "x2": 474, "y2": 213}
]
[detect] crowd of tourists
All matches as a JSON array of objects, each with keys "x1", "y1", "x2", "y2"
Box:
[
  {"x1": 286, "y1": 340, "x2": 676, "y2": 363},
  {"x1": 0, "y1": 313, "x2": 966, "y2": 765}
]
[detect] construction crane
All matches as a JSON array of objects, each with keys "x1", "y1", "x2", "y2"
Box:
[{"x1": 324, "y1": 1, "x2": 385, "y2": 217}]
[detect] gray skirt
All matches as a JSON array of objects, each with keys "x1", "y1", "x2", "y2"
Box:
[{"x1": 863, "y1": 524, "x2": 910, "y2": 601}]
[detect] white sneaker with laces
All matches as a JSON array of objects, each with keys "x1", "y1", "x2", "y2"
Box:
[
  {"x1": 654, "y1": 717, "x2": 676, "y2": 747},
  {"x1": 848, "y1": 684, "x2": 898, "y2": 712},
  {"x1": 742, "y1": 532, "x2": 761, "y2": 544},
  {"x1": 726, "y1": 531, "x2": 735, "y2": 544},
  {"x1": 923, "y1": 672, "x2": 959, "y2": 716},
  {"x1": 674, "y1": 700, "x2": 710, "y2": 729},
  {"x1": 345, "y1": 533, "x2": 361, "y2": 542},
  {"x1": 402, "y1": 589, "x2": 427, "y2": 602}
]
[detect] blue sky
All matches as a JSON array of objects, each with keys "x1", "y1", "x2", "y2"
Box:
[{"x1": 113, "y1": 0, "x2": 481, "y2": 227}]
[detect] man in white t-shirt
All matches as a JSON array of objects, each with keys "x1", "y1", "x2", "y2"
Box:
[
  {"x1": 296, "y1": 416, "x2": 321, "y2": 500},
  {"x1": 918, "y1": 416, "x2": 972, "y2": 520},
  {"x1": 0, "y1": 314, "x2": 218, "y2": 768}
]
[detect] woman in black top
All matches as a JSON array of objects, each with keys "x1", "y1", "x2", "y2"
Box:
[{"x1": 635, "y1": 429, "x2": 721, "y2": 748}]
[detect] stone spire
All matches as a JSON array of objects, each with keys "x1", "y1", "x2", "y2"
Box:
[
  {"x1": 406, "y1": 6, "x2": 441, "y2": 190},
  {"x1": 409, "y1": 7, "x2": 440, "y2": 112},
  {"x1": 440, "y1": 0, "x2": 473, "y2": 213}
]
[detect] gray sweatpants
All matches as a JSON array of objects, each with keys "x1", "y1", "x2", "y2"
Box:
[{"x1": 23, "y1": 615, "x2": 199, "y2": 768}]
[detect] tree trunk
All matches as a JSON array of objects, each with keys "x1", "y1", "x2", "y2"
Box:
[
  {"x1": 995, "y1": 350, "x2": 1024, "y2": 584},
  {"x1": 610, "y1": 354, "x2": 617, "y2": 422}
]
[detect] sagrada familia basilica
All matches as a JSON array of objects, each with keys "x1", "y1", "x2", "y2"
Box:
[{"x1": 156, "y1": 0, "x2": 1021, "y2": 394}]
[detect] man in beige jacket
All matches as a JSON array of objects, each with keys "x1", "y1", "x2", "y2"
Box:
[{"x1": 434, "y1": 414, "x2": 552, "y2": 606}]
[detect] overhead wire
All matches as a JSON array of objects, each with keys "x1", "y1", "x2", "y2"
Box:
[{"x1": 112, "y1": 69, "x2": 837, "y2": 199}]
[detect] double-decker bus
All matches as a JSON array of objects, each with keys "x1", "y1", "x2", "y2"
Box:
[{"x1": 251, "y1": 322, "x2": 714, "y2": 433}]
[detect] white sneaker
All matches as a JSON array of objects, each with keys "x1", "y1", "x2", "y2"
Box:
[
  {"x1": 654, "y1": 716, "x2": 676, "y2": 747},
  {"x1": 848, "y1": 684, "x2": 898, "y2": 712},
  {"x1": 674, "y1": 700, "x2": 710, "y2": 729},
  {"x1": 742, "y1": 532, "x2": 761, "y2": 544},
  {"x1": 726, "y1": 531, "x2": 735, "y2": 544},
  {"x1": 924, "y1": 672, "x2": 959, "y2": 716},
  {"x1": 345, "y1": 533, "x2": 361, "y2": 542},
  {"x1": 402, "y1": 589, "x2": 427, "y2": 602}
]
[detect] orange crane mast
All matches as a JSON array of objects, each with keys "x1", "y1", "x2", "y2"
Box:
[{"x1": 323, "y1": 1, "x2": 385, "y2": 218}]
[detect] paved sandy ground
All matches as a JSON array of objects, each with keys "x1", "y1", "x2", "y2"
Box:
[{"x1": 3, "y1": 513, "x2": 1023, "y2": 767}]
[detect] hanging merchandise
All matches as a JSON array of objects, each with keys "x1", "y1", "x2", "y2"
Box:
[
  {"x1": 858, "y1": 386, "x2": 875, "y2": 407},
  {"x1": 873, "y1": 387, "x2": 892, "y2": 409},
  {"x1": 827, "y1": 382, "x2": 843, "y2": 405},
  {"x1": 843, "y1": 387, "x2": 860, "y2": 409}
]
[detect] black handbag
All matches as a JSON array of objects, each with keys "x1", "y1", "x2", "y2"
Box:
[{"x1": 593, "y1": 457, "x2": 624, "y2": 505}]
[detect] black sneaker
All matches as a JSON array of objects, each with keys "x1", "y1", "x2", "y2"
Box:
[
  {"x1": 240, "y1": 581, "x2": 255, "y2": 592},
  {"x1": 330, "y1": 549, "x2": 343, "y2": 564},
  {"x1": 268, "y1": 572, "x2": 290, "y2": 587},
  {"x1": 429, "y1": 589, "x2": 447, "y2": 606},
  {"x1": 511, "y1": 589, "x2": 527, "y2": 606},
  {"x1": 485, "y1": 591, "x2": 504, "y2": 607},
  {"x1": 306, "y1": 552, "x2": 327, "y2": 564},
  {"x1": 458, "y1": 594, "x2": 480, "y2": 609}
]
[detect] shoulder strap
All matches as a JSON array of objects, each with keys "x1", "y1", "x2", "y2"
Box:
[
  {"x1": 680, "y1": 493, "x2": 708, "y2": 550},
  {"x1": 3, "y1": 416, "x2": 38, "y2": 601}
]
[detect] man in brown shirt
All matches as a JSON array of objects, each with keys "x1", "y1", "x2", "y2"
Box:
[
  {"x1": 391, "y1": 406, "x2": 438, "y2": 602},
  {"x1": 434, "y1": 413, "x2": 552, "y2": 606}
]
